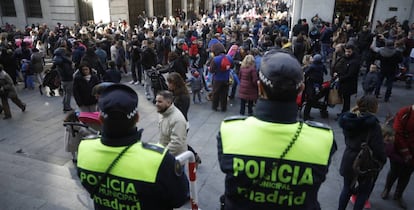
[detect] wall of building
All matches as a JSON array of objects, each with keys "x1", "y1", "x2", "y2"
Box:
[
  {"x1": 109, "y1": 0, "x2": 129, "y2": 23},
  {"x1": 291, "y1": 0, "x2": 335, "y2": 33},
  {"x1": 1, "y1": 0, "x2": 78, "y2": 29},
  {"x1": 372, "y1": 0, "x2": 413, "y2": 24}
]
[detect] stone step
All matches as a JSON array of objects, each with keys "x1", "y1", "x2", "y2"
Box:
[{"x1": 0, "y1": 151, "x2": 93, "y2": 209}]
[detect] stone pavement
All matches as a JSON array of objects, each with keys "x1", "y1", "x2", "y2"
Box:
[{"x1": 0, "y1": 69, "x2": 414, "y2": 210}]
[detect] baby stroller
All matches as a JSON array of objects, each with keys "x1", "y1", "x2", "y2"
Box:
[
  {"x1": 297, "y1": 79, "x2": 332, "y2": 119},
  {"x1": 63, "y1": 111, "x2": 102, "y2": 163},
  {"x1": 42, "y1": 68, "x2": 62, "y2": 96},
  {"x1": 147, "y1": 65, "x2": 169, "y2": 103}
]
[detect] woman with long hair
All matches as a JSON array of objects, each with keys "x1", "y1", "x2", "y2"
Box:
[
  {"x1": 238, "y1": 55, "x2": 258, "y2": 116},
  {"x1": 337, "y1": 95, "x2": 387, "y2": 210}
]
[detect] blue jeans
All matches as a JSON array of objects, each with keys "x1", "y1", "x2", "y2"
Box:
[
  {"x1": 61, "y1": 81, "x2": 73, "y2": 110},
  {"x1": 321, "y1": 43, "x2": 332, "y2": 63},
  {"x1": 338, "y1": 176, "x2": 374, "y2": 210}
]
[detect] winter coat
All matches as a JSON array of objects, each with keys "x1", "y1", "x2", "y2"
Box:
[
  {"x1": 173, "y1": 93, "x2": 190, "y2": 121},
  {"x1": 305, "y1": 62, "x2": 326, "y2": 85},
  {"x1": 31, "y1": 52, "x2": 44, "y2": 74},
  {"x1": 393, "y1": 105, "x2": 414, "y2": 166},
  {"x1": 53, "y1": 48, "x2": 74, "y2": 82},
  {"x1": 338, "y1": 53, "x2": 360, "y2": 95},
  {"x1": 238, "y1": 65, "x2": 258, "y2": 101},
  {"x1": 158, "y1": 104, "x2": 188, "y2": 156},
  {"x1": 73, "y1": 72, "x2": 100, "y2": 107},
  {"x1": 362, "y1": 71, "x2": 379, "y2": 93},
  {"x1": 0, "y1": 70, "x2": 18, "y2": 98},
  {"x1": 377, "y1": 47, "x2": 403, "y2": 76},
  {"x1": 338, "y1": 112, "x2": 387, "y2": 178}
]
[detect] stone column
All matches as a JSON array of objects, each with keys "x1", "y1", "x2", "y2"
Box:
[
  {"x1": 291, "y1": 0, "x2": 303, "y2": 38},
  {"x1": 182, "y1": 0, "x2": 187, "y2": 17},
  {"x1": 146, "y1": 0, "x2": 154, "y2": 17},
  {"x1": 194, "y1": 0, "x2": 200, "y2": 16},
  {"x1": 166, "y1": 0, "x2": 173, "y2": 18}
]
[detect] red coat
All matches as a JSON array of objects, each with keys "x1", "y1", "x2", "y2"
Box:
[
  {"x1": 393, "y1": 105, "x2": 414, "y2": 166},
  {"x1": 238, "y1": 65, "x2": 258, "y2": 101}
]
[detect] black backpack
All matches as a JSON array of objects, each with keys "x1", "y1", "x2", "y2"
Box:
[{"x1": 352, "y1": 131, "x2": 383, "y2": 178}]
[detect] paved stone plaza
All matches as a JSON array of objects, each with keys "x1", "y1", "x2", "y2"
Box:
[{"x1": 0, "y1": 68, "x2": 413, "y2": 209}]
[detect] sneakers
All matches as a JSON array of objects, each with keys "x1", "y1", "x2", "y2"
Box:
[
  {"x1": 349, "y1": 195, "x2": 371, "y2": 209},
  {"x1": 133, "y1": 81, "x2": 140, "y2": 85},
  {"x1": 21, "y1": 104, "x2": 26, "y2": 112}
]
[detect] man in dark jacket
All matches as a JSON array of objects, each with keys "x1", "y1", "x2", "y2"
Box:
[
  {"x1": 141, "y1": 39, "x2": 158, "y2": 101},
  {"x1": 337, "y1": 44, "x2": 360, "y2": 114},
  {"x1": 371, "y1": 38, "x2": 403, "y2": 102},
  {"x1": 53, "y1": 42, "x2": 74, "y2": 112}
]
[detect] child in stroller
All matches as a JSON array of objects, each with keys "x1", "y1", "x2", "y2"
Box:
[{"x1": 300, "y1": 54, "x2": 330, "y2": 120}]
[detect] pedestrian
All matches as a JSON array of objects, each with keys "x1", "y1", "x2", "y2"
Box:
[
  {"x1": 209, "y1": 42, "x2": 233, "y2": 112},
  {"x1": 73, "y1": 63, "x2": 100, "y2": 112},
  {"x1": 141, "y1": 39, "x2": 158, "y2": 101},
  {"x1": 381, "y1": 104, "x2": 414, "y2": 209},
  {"x1": 237, "y1": 54, "x2": 258, "y2": 116},
  {"x1": 217, "y1": 50, "x2": 337, "y2": 210},
  {"x1": 77, "y1": 84, "x2": 189, "y2": 210},
  {"x1": 0, "y1": 64, "x2": 26, "y2": 119},
  {"x1": 336, "y1": 44, "x2": 361, "y2": 115},
  {"x1": 362, "y1": 64, "x2": 379, "y2": 96},
  {"x1": 303, "y1": 54, "x2": 327, "y2": 120},
  {"x1": 155, "y1": 90, "x2": 188, "y2": 157},
  {"x1": 337, "y1": 95, "x2": 387, "y2": 210},
  {"x1": 103, "y1": 61, "x2": 121, "y2": 83},
  {"x1": 187, "y1": 71, "x2": 203, "y2": 104},
  {"x1": 53, "y1": 42, "x2": 74, "y2": 112},
  {"x1": 371, "y1": 38, "x2": 403, "y2": 102}
]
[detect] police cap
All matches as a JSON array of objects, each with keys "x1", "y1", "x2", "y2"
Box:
[
  {"x1": 98, "y1": 84, "x2": 139, "y2": 120},
  {"x1": 259, "y1": 50, "x2": 303, "y2": 89}
]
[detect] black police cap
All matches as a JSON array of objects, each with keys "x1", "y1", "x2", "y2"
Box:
[
  {"x1": 98, "y1": 84, "x2": 139, "y2": 120},
  {"x1": 259, "y1": 50, "x2": 303, "y2": 88}
]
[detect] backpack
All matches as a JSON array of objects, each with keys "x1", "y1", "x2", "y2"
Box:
[
  {"x1": 220, "y1": 55, "x2": 231, "y2": 71},
  {"x1": 352, "y1": 131, "x2": 383, "y2": 178}
]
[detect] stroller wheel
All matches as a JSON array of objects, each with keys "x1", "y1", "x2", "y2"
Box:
[{"x1": 320, "y1": 110, "x2": 329, "y2": 118}]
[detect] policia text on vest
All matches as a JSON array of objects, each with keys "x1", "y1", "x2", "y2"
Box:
[
  {"x1": 234, "y1": 158, "x2": 312, "y2": 206},
  {"x1": 80, "y1": 171, "x2": 141, "y2": 210}
]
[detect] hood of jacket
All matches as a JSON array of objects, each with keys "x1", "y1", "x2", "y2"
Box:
[
  {"x1": 53, "y1": 48, "x2": 66, "y2": 56},
  {"x1": 379, "y1": 47, "x2": 397, "y2": 58},
  {"x1": 339, "y1": 112, "x2": 378, "y2": 134}
]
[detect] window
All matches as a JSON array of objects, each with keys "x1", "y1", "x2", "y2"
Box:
[
  {"x1": 24, "y1": 0, "x2": 43, "y2": 18},
  {"x1": 0, "y1": 0, "x2": 17, "y2": 17}
]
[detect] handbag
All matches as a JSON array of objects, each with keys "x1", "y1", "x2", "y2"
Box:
[{"x1": 328, "y1": 86, "x2": 342, "y2": 105}]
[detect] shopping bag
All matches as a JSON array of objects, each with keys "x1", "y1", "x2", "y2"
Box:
[{"x1": 328, "y1": 88, "x2": 343, "y2": 105}]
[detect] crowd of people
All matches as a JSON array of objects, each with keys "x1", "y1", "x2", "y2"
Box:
[{"x1": 0, "y1": 5, "x2": 414, "y2": 210}]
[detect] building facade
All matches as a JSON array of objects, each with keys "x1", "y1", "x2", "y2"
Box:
[
  {"x1": 292, "y1": 0, "x2": 414, "y2": 31},
  {"x1": 1, "y1": 0, "x2": 413, "y2": 30},
  {"x1": 0, "y1": 0, "x2": 211, "y2": 29}
]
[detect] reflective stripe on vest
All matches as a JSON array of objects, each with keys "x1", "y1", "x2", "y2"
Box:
[
  {"x1": 77, "y1": 139, "x2": 166, "y2": 183},
  {"x1": 220, "y1": 117, "x2": 334, "y2": 165}
]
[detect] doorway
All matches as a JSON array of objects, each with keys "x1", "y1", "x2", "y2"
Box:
[
  {"x1": 334, "y1": 0, "x2": 373, "y2": 30},
  {"x1": 78, "y1": 0, "x2": 94, "y2": 25}
]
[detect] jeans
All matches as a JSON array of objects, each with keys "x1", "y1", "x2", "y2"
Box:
[
  {"x1": 341, "y1": 92, "x2": 352, "y2": 114},
  {"x1": 61, "y1": 81, "x2": 73, "y2": 110},
  {"x1": 338, "y1": 176, "x2": 375, "y2": 210},
  {"x1": 240, "y1": 98, "x2": 253, "y2": 115},
  {"x1": 375, "y1": 73, "x2": 395, "y2": 100},
  {"x1": 321, "y1": 43, "x2": 332, "y2": 63},
  {"x1": 130, "y1": 60, "x2": 142, "y2": 83},
  {"x1": 211, "y1": 80, "x2": 229, "y2": 111},
  {"x1": 384, "y1": 160, "x2": 414, "y2": 198},
  {"x1": 144, "y1": 70, "x2": 152, "y2": 98}
]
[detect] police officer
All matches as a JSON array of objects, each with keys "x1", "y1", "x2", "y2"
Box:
[
  {"x1": 217, "y1": 50, "x2": 337, "y2": 210},
  {"x1": 77, "y1": 84, "x2": 189, "y2": 210}
]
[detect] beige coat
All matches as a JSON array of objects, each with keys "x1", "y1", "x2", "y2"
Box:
[
  {"x1": 158, "y1": 104, "x2": 188, "y2": 156},
  {"x1": 0, "y1": 70, "x2": 18, "y2": 98}
]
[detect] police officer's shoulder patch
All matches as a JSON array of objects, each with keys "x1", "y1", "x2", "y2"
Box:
[
  {"x1": 223, "y1": 115, "x2": 248, "y2": 122},
  {"x1": 304, "y1": 120, "x2": 331, "y2": 130},
  {"x1": 142, "y1": 142, "x2": 164, "y2": 154},
  {"x1": 175, "y1": 160, "x2": 184, "y2": 176}
]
